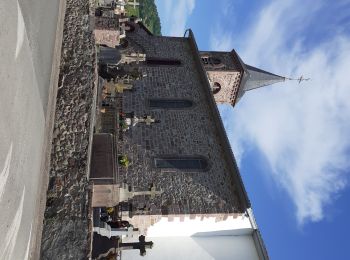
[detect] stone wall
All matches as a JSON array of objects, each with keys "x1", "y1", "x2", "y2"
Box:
[
  {"x1": 94, "y1": 16, "x2": 119, "y2": 30},
  {"x1": 40, "y1": 0, "x2": 96, "y2": 258},
  {"x1": 94, "y1": 29, "x2": 120, "y2": 48},
  {"x1": 116, "y1": 24, "x2": 245, "y2": 216},
  {"x1": 200, "y1": 51, "x2": 243, "y2": 105},
  {"x1": 207, "y1": 70, "x2": 241, "y2": 105}
]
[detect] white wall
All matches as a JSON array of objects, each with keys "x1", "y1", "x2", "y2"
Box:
[
  {"x1": 122, "y1": 212, "x2": 263, "y2": 259},
  {"x1": 146, "y1": 215, "x2": 252, "y2": 237},
  {"x1": 122, "y1": 236, "x2": 260, "y2": 260}
]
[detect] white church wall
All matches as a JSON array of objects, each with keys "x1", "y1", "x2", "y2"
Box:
[
  {"x1": 122, "y1": 235, "x2": 260, "y2": 260},
  {"x1": 146, "y1": 215, "x2": 252, "y2": 237}
]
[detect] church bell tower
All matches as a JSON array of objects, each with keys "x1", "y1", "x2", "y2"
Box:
[{"x1": 200, "y1": 50, "x2": 286, "y2": 107}]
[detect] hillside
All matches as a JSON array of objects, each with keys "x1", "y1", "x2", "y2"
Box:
[{"x1": 125, "y1": 0, "x2": 162, "y2": 35}]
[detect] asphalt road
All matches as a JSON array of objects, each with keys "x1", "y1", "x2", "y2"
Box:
[{"x1": 0, "y1": 0, "x2": 61, "y2": 259}]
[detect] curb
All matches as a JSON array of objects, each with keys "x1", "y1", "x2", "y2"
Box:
[{"x1": 30, "y1": 0, "x2": 67, "y2": 259}]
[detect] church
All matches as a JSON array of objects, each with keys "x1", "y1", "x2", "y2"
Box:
[{"x1": 89, "y1": 16, "x2": 285, "y2": 259}]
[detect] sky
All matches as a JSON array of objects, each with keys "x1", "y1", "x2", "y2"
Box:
[{"x1": 155, "y1": 0, "x2": 350, "y2": 259}]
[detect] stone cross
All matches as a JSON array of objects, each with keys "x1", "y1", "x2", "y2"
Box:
[
  {"x1": 144, "y1": 115, "x2": 155, "y2": 126},
  {"x1": 118, "y1": 235, "x2": 153, "y2": 256},
  {"x1": 119, "y1": 52, "x2": 146, "y2": 65},
  {"x1": 119, "y1": 183, "x2": 162, "y2": 202},
  {"x1": 94, "y1": 224, "x2": 140, "y2": 239},
  {"x1": 115, "y1": 82, "x2": 133, "y2": 93},
  {"x1": 127, "y1": 0, "x2": 140, "y2": 9},
  {"x1": 131, "y1": 115, "x2": 156, "y2": 126},
  {"x1": 133, "y1": 184, "x2": 162, "y2": 199}
]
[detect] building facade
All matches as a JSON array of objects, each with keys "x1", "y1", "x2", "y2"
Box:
[{"x1": 90, "y1": 20, "x2": 286, "y2": 259}]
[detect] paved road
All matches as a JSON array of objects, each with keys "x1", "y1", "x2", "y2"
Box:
[{"x1": 0, "y1": 0, "x2": 61, "y2": 259}]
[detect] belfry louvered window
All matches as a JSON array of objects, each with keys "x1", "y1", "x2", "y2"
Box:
[
  {"x1": 201, "y1": 57, "x2": 222, "y2": 66},
  {"x1": 149, "y1": 99, "x2": 193, "y2": 109},
  {"x1": 154, "y1": 157, "x2": 208, "y2": 171}
]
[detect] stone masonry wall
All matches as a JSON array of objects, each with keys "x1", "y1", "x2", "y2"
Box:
[
  {"x1": 200, "y1": 51, "x2": 242, "y2": 105},
  {"x1": 207, "y1": 70, "x2": 241, "y2": 105},
  {"x1": 94, "y1": 16, "x2": 119, "y2": 30},
  {"x1": 40, "y1": 0, "x2": 96, "y2": 259},
  {"x1": 116, "y1": 25, "x2": 244, "y2": 216}
]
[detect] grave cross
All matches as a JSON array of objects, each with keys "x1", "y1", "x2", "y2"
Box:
[
  {"x1": 118, "y1": 235, "x2": 153, "y2": 256},
  {"x1": 132, "y1": 184, "x2": 162, "y2": 199},
  {"x1": 144, "y1": 115, "x2": 155, "y2": 126},
  {"x1": 94, "y1": 225, "x2": 140, "y2": 239},
  {"x1": 128, "y1": 115, "x2": 157, "y2": 127},
  {"x1": 127, "y1": 0, "x2": 140, "y2": 9},
  {"x1": 116, "y1": 82, "x2": 133, "y2": 93},
  {"x1": 119, "y1": 183, "x2": 162, "y2": 202},
  {"x1": 119, "y1": 52, "x2": 146, "y2": 65}
]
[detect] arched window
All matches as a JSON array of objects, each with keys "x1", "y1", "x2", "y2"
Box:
[
  {"x1": 146, "y1": 58, "x2": 181, "y2": 66},
  {"x1": 201, "y1": 57, "x2": 209, "y2": 65},
  {"x1": 212, "y1": 82, "x2": 221, "y2": 94},
  {"x1": 149, "y1": 99, "x2": 193, "y2": 109},
  {"x1": 154, "y1": 157, "x2": 209, "y2": 171}
]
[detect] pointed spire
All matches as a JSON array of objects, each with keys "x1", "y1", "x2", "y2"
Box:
[
  {"x1": 243, "y1": 65, "x2": 286, "y2": 91},
  {"x1": 230, "y1": 49, "x2": 301, "y2": 106},
  {"x1": 233, "y1": 63, "x2": 287, "y2": 105}
]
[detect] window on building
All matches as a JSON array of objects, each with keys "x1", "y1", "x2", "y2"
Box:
[
  {"x1": 212, "y1": 82, "x2": 221, "y2": 94},
  {"x1": 154, "y1": 157, "x2": 208, "y2": 170},
  {"x1": 149, "y1": 99, "x2": 193, "y2": 109},
  {"x1": 201, "y1": 56, "x2": 222, "y2": 66},
  {"x1": 146, "y1": 58, "x2": 182, "y2": 66},
  {"x1": 201, "y1": 57, "x2": 209, "y2": 64}
]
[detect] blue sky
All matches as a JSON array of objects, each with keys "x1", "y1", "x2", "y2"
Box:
[{"x1": 155, "y1": 0, "x2": 350, "y2": 259}]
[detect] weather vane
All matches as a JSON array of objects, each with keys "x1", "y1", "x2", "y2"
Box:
[{"x1": 286, "y1": 75, "x2": 311, "y2": 84}]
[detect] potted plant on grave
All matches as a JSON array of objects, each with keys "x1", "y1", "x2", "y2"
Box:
[
  {"x1": 119, "y1": 119, "x2": 129, "y2": 130},
  {"x1": 118, "y1": 155, "x2": 130, "y2": 167}
]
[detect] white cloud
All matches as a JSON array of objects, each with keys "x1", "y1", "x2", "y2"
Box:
[
  {"x1": 220, "y1": 0, "x2": 236, "y2": 18},
  {"x1": 216, "y1": 0, "x2": 350, "y2": 224},
  {"x1": 210, "y1": 28, "x2": 234, "y2": 51},
  {"x1": 209, "y1": 0, "x2": 236, "y2": 51},
  {"x1": 156, "y1": 0, "x2": 195, "y2": 36}
]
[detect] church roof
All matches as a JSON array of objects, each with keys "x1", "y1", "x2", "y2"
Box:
[{"x1": 244, "y1": 65, "x2": 286, "y2": 91}]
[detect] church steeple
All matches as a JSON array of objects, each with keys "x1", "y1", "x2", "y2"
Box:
[
  {"x1": 243, "y1": 64, "x2": 285, "y2": 91},
  {"x1": 199, "y1": 49, "x2": 287, "y2": 107},
  {"x1": 234, "y1": 63, "x2": 286, "y2": 103}
]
